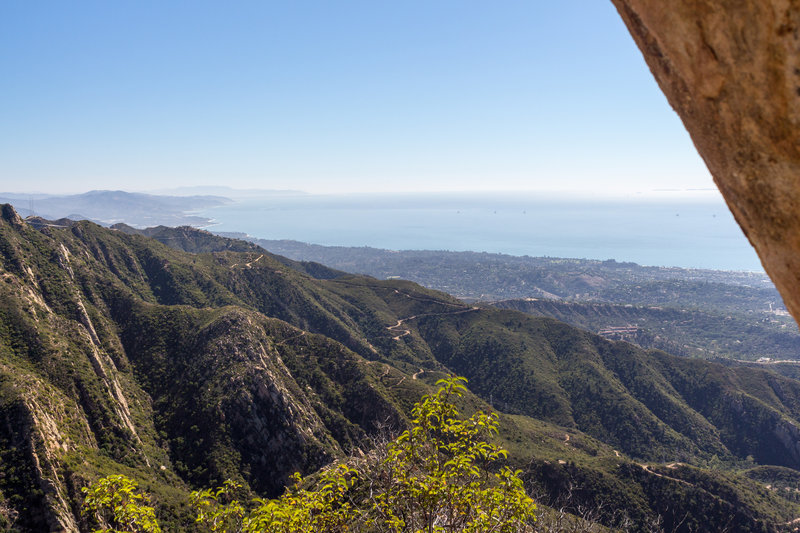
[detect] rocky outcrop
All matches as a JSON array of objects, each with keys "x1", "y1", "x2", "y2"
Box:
[
  {"x1": 611, "y1": 0, "x2": 800, "y2": 322},
  {"x1": 1, "y1": 204, "x2": 24, "y2": 226}
]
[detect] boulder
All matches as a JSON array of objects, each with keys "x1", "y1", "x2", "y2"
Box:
[{"x1": 611, "y1": 0, "x2": 800, "y2": 322}]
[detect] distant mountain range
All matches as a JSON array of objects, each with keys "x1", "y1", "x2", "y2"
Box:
[
  {"x1": 0, "y1": 190, "x2": 229, "y2": 227},
  {"x1": 2, "y1": 209, "x2": 800, "y2": 531},
  {"x1": 146, "y1": 186, "x2": 305, "y2": 197}
]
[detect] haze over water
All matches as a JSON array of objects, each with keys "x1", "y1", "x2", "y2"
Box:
[{"x1": 201, "y1": 192, "x2": 762, "y2": 272}]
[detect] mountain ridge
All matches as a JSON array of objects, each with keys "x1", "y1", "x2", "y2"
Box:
[
  {"x1": 0, "y1": 191, "x2": 228, "y2": 228},
  {"x1": 1, "y1": 208, "x2": 800, "y2": 531}
]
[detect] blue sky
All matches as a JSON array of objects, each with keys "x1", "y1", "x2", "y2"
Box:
[{"x1": 0, "y1": 1, "x2": 715, "y2": 196}]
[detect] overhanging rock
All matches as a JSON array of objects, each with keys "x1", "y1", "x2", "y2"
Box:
[{"x1": 612, "y1": 0, "x2": 800, "y2": 322}]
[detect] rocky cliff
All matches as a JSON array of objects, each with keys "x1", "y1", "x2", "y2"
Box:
[{"x1": 611, "y1": 0, "x2": 800, "y2": 323}]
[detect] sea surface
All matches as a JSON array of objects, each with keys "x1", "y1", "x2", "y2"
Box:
[{"x1": 199, "y1": 192, "x2": 763, "y2": 272}]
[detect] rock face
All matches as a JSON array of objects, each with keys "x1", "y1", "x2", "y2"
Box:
[{"x1": 611, "y1": 0, "x2": 800, "y2": 321}]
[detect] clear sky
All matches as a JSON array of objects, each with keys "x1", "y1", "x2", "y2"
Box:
[{"x1": 0, "y1": 1, "x2": 715, "y2": 196}]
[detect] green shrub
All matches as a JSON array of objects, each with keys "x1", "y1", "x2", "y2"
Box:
[{"x1": 82, "y1": 377, "x2": 536, "y2": 532}]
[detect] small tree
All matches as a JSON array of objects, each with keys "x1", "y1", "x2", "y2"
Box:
[
  {"x1": 191, "y1": 480, "x2": 246, "y2": 532},
  {"x1": 81, "y1": 474, "x2": 161, "y2": 533},
  {"x1": 243, "y1": 464, "x2": 358, "y2": 532},
  {"x1": 367, "y1": 376, "x2": 536, "y2": 532}
]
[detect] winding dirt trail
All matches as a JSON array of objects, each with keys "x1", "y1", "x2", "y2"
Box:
[
  {"x1": 245, "y1": 254, "x2": 264, "y2": 268},
  {"x1": 275, "y1": 330, "x2": 306, "y2": 346},
  {"x1": 388, "y1": 318, "x2": 413, "y2": 340},
  {"x1": 637, "y1": 463, "x2": 692, "y2": 487},
  {"x1": 374, "y1": 363, "x2": 408, "y2": 387},
  {"x1": 388, "y1": 307, "x2": 478, "y2": 341},
  {"x1": 385, "y1": 289, "x2": 479, "y2": 341},
  {"x1": 391, "y1": 288, "x2": 467, "y2": 307},
  {"x1": 230, "y1": 253, "x2": 265, "y2": 269}
]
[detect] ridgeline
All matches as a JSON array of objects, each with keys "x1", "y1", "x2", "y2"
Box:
[{"x1": 1, "y1": 206, "x2": 799, "y2": 531}]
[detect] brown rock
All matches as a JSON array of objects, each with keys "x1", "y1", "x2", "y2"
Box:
[
  {"x1": 611, "y1": 0, "x2": 800, "y2": 322},
  {"x1": 1, "y1": 204, "x2": 24, "y2": 226}
]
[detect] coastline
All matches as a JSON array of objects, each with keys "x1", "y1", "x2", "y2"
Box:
[{"x1": 197, "y1": 194, "x2": 762, "y2": 272}]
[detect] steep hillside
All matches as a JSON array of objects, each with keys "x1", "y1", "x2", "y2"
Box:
[
  {"x1": 413, "y1": 308, "x2": 800, "y2": 469},
  {"x1": 1, "y1": 208, "x2": 800, "y2": 532}
]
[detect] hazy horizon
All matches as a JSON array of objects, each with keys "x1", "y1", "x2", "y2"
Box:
[
  {"x1": 2, "y1": 2, "x2": 714, "y2": 196},
  {"x1": 0, "y1": 185, "x2": 724, "y2": 202},
  {"x1": 0, "y1": 187, "x2": 759, "y2": 272}
]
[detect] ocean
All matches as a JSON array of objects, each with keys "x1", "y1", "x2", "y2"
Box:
[{"x1": 198, "y1": 192, "x2": 763, "y2": 272}]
